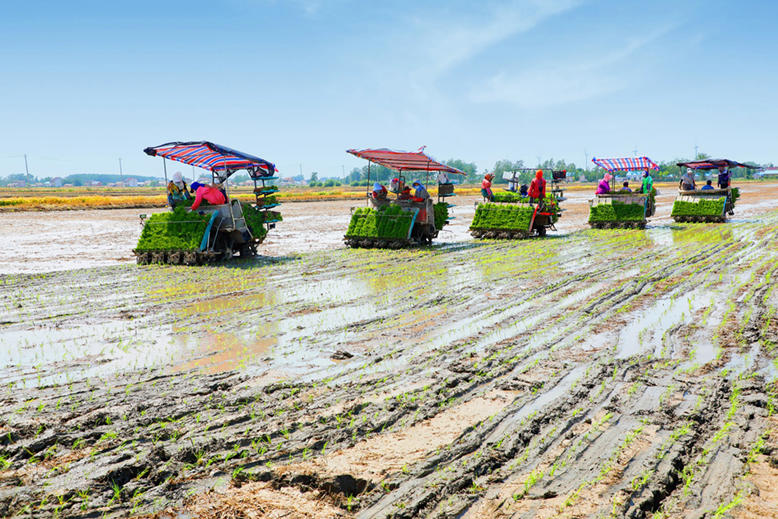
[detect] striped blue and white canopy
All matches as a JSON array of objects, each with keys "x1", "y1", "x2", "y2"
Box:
[
  {"x1": 591, "y1": 157, "x2": 659, "y2": 172},
  {"x1": 144, "y1": 141, "x2": 276, "y2": 179}
]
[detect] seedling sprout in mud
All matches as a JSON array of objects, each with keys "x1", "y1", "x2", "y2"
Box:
[{"x1": 2, "y1": 186, "x2": 778, "y2": 519}]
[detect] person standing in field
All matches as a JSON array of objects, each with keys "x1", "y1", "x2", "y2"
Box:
[
  {"x1": 528, "y1": 169, "x2": 546, "y2": 201},
  {"x1": 188, "y1": 181, "x2": 226, "y2": 211},
  {"x1": 481, "y1": 173, "x2": 495, "y2": 202}
]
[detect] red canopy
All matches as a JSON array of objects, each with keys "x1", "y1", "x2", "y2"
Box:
[
  {"x1": 347, "y1": 147, "x2": 465, "y2": 175},
  {"x1": 591, "y1": 157, "x2": 659, "y2": 172},
  {"x1": 677, "y1": 159, "x2": 756, "y2": 170}
]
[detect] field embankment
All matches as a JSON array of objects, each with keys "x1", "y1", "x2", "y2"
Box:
[{"x1": 1, "y1": 181, "x2": 764, "y2": 211}]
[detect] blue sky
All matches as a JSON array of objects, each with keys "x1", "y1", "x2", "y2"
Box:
[{"x1": 0, "y1": 0, "x2": 775, "y2": 179}]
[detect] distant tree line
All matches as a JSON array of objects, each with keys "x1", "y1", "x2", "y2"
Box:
[{"x1": 0, "y1": 173, "x2": 160, "y2": 187}]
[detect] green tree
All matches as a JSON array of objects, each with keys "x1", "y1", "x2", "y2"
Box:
[
  {"x1": 490, "y1": 160, "x2": 526, "y2": 184},
  {"x1": 309, "y1": 172, "x2": 319, "y2": 183},
  {"x1": 443, "y1": 159, "x2": 478, "y2": 183}
]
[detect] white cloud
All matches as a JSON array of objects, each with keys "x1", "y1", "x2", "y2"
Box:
[
  {"x1": 470, "y1": 25, "x2": 675, "y2": 109},
  {"x1": 409, "y1": 0, "x2": 583, "y2": 79}
]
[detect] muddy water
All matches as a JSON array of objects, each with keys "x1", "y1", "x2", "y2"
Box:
[
  {"x1": 2, "y1": 187, "x2": 778, "y2": 519},
  {"x1": 1, "y1": 182, "x2": 776, "y2": 275}
]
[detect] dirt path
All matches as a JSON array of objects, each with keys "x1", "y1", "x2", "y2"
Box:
[{"x1": 1, "y1": 187, "x2": 778, "y2": 518}]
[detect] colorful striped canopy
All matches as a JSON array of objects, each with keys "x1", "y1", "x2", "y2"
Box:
[
  {"x1": 677, "y1": 159, "x2": 756, "y2": 170},
  {"x1": 591, "y1": 157, "x2": 659, "y2": 172},
  {"x1": 144, "y1": 141, "x2": 276, "y2": 179},
  {"x1": 347, "y1": 147, "x2": 466, "y2": 175}
]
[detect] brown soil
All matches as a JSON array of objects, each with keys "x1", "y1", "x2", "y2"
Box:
[{"x1": 2, "y1": 183, "x2": 778, "y2": 519}]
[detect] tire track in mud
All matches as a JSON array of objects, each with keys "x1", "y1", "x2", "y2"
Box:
[{"x1": 1, "y1": 216, "x2": 778, "y2": 518}]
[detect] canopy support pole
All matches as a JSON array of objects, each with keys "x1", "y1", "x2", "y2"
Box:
[
  {"x1": 223, "y1": 157, "x2": 237, "y2": 227},
  {"x1": 163, "y1": 158, "x2": 169, "y2": 184},
  {"x1": 366, "y1": 163, "x2": 371, "y2": 206}
]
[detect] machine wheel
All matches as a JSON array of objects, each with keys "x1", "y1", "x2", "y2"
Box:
[
  {"x1": 151, "y1": 251, "x2": 166, "y2": 264},
  {"x1": 536, "y1": 225, "x2": 547, "y2": 237},
  {"x1": 167, "y1": 250, "x2": 182, "y2": 265},
  {"x1": 136, "y1": 252, "x2": 150, "y2": 265},
  {"x1": 183, "y1": 251, "x2": 199, "y2": 266},
  {"x1": 240, "y1": 242, "x2": 258, "y2": 258}
]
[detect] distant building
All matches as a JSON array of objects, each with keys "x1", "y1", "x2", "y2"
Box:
[
  {"x1": 90, "y1": 181, "x2": 103, "y2": 187},
  {"x1": 8, "y1": 181, "x2": 26, "y2": 188},
  {"x1": 50, "y1": 177, "x2": 63, "y2": 187},
  {"x1": 115, "y1": 181, "x2": 125, "y2": 188},
  {"x1": 761, "y1": 167, "x2": 778, "y2": 177},
  {"x1": 126, "y1": 178, "x2": 138, "y2": 187},
  {"x1": 63, "y1": 183, "x2": 74, "y2": 188}
]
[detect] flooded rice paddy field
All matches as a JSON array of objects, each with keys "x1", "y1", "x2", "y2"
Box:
[{"x1": 2, "y1": 187, "x2": 778, "y2": 518}]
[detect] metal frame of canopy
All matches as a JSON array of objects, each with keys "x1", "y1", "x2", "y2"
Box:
[
  {"x1": 144, "y1": 141, "x2": 278, "y2": 235},
  {"x1": 346, "y1": 147, "x2": 465, "y2": 202},
  {"x1": 677, "y1": 159, "x2": 757, "y2": 171},
  {"x1": 592, "y1": 156, "x2": 659, "y2": 192}
]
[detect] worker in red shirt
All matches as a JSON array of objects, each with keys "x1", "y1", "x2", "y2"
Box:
[
  {"x1": 189, "y1": 182, "x2": 227, "y2": 211},
  {"x1": 481, "y1": 173, "x2": 495, "y2": 201},
  {"x1": 528, "y1": 170, "x2": 546, "y2": 201}
]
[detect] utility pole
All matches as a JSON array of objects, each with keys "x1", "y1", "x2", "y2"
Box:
[
  {"x1": 584, "y1": 149, "x2": 589, "y2": 171},
  {"x1": 24, "y1": 154, "x2": 29, "y2": 184},
  {"x1": 536, "y1": 156, "x2": 541, "y2": 168},
  {"x1": 694, "y1": 145, "x2": 699, "y2": 160},
  {"x1": 119, "y1": 158, "x2": 123, "y2": 183}
]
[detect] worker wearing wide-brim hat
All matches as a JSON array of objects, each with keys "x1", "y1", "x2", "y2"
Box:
[
  {"x1": 167, "y1": 171, "x2": 191, "y2": 208},
  {"x1": 481, "y1": 173, "x2": 495, "y2": 202},
  {"x1": 411, "y1": 180, "x2": 430, "y2": 201}
]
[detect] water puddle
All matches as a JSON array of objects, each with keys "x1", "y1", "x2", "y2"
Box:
[
  {"x1": 510, "y1": 365, "x2": 588, "y2": 424},
  {"x1": 616, "y1": 292, "x2": 709, "y2": 360}
]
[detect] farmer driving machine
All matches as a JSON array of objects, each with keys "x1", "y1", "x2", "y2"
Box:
[
  {"x1": 671, "y1": 159, "x2": 750, "y2": 223},
  {"x1": 469, "y1": 169, "x2": 565, "y2": 239},
  {"x1": 588, "y1": 156, "x2": 658, "y2": 230},
  {"x1": 344, "y1": 147, "x2": 464, "y2": 248},
  {"x1": 134, "y1": 141, "x2": 280, "y2": 265}
]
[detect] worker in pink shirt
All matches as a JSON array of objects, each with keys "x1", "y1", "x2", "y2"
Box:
[
  {"x1": 188, "y1": 182, "x2": 227, "y2": 211},
  {"x1": 481, "y1": 173, "x2": 495, "y2": 201}
]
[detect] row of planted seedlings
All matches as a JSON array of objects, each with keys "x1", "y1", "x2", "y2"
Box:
[{"x1": 2, "y1": 214, "x2": 774, "y2": 517}]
